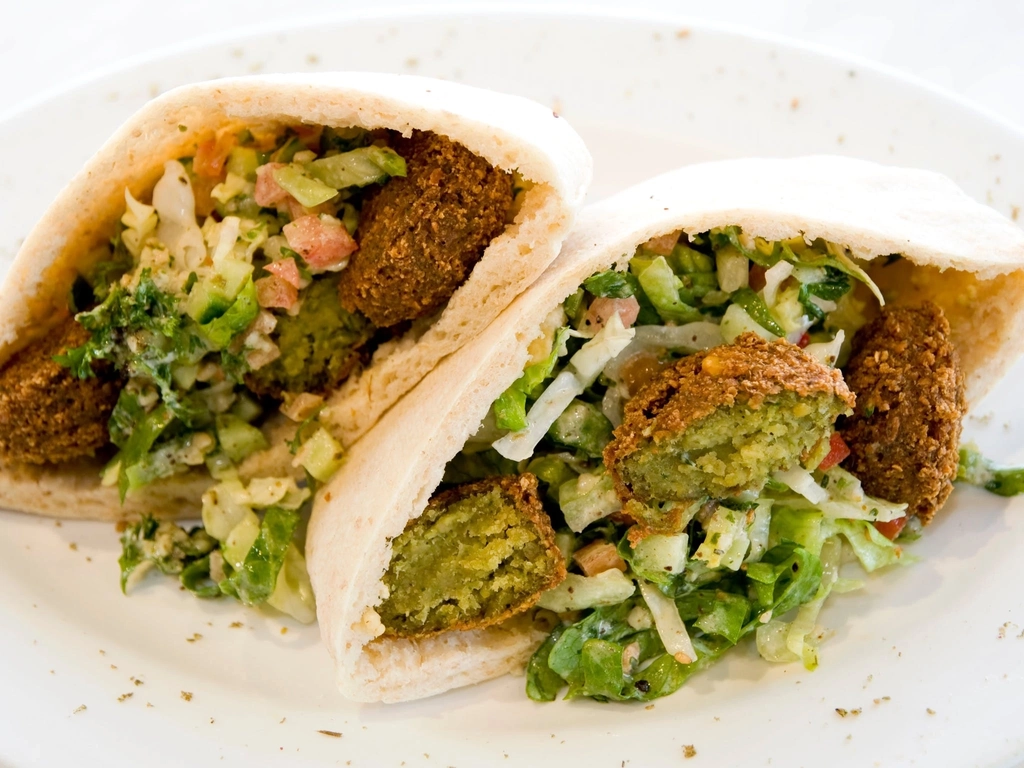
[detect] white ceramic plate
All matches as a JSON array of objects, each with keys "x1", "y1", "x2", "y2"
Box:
[{"x1": 1, "y1": 9, "x2": 1022, "y2": 768}]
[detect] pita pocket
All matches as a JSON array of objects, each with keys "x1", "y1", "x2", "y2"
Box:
[
  {"x1": 307, "y1": 156, "x2": 1024, "y2": 703},
  {"x1": 0, "y1": 72, "x2": 591, "y2": 521}
]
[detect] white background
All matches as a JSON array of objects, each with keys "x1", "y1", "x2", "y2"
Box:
[{"x1": 2, "y1": 0, "x2": 1024, "y2": 131}]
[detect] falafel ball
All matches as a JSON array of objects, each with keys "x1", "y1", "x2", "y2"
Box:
[
  {"x1": 378, "y1": 473, "x2": 566, "y2": 638},
  {"x1": 0, "y1": 316, "x2": 121, "y2": 464},
  {"x1": 338, "y1": 130, "x2": 514, "y2": 328},
  {"x1": 246, "y1": 274, "x2": 374, "y2": 399},
  {"x1": 605, "y1": 333, "x2": 854, "y2": 535},
  {"x1": 839, "y1": 302, "x2": 965, "y2": 524}
]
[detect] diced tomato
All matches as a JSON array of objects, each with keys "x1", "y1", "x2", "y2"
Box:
[
  {"x1": 264, "y1": 257, "x2": 302, "y2": 289},
  {"x1": 797, "y1": 331, "x2": 811, "y2": 348},
  {"x1": 283, "y1": 215, "x2": 358, "y2": 271},
  {"x1": 583, "y1": 296, "x2": 641, "y2": 332},
  {"x1": 749, "y1": 263, "x2": 767, "y2": 292},
  {"x1": 255, "y1": 275, "x2": 299, "y2": 310},
  {"x1": 193, "y1": 132, "x2": 235, "y2": 179},
  {"x1": 642, "y1": 230, "x2": 681, "y2": 256},
  {"x1": 874, "y1": 516, "x2": 908, "y2": 541},
  {"x1": 254, "y1": 163, "x2": 289, "y2": 206},
  {"x1": 293, "y1": 123, "x2": 324, "y2": 150},
  {"x1": 191, "y1": 175, "x2": 219, "y2": 218},
  {"x1": 817, "y1": 432, "x2": 851, "y2": 471}
]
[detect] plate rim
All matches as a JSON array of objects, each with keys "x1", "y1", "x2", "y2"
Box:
[
  {"x1": 2, "y1": 3, "x2": 1022, "y2": 146},
  {"x1": 1, "y1": 8, "x2": 1023, "y2": 768}
]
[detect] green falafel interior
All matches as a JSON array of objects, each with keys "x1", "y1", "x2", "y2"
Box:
[{"x1": 375, "y1": 222, "x2": 1002, "y2": 703}]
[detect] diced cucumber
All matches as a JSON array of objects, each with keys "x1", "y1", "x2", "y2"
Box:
[
  {"x1": 216, "y1": 413, "x2": 268, "y2": 463},
  {"x1": 184, "y1": 280, "x2": 233, "y2": 324},
  {"x1": 198, "y1": 280, "x2": 259, "y2": 350},
  {"x1": 230, "y1": 392, "x2": 263, "y2": 423},
  {"x1": 226, "y1": 146, "x2": 260, "y2": 180},
  {"x1": 216, "y1": 258, "x2": 255, "y2": 297},
  {"x1": 172, "y1": 363, "x2": 199, "y2": 390},
  {"x1": 631, "y1": 533, "x2": 689, "y2": 585},
  {"x1": 295, "y1": 427, "x2": 344, "y2": 482}
]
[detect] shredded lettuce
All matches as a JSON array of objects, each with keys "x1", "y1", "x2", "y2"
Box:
[
  {"x1": 493, "y1": 316, "x2": 633, "y2": 461},
  {"x1": 151, "y1": 160, "x2": 206, "y2": 270},
  {"x1": 305, "y1": 146, "x2": 407, "y2": 189},
  {"x1": 676, "y1": 589, "x2": 751, "y2": 645},
  {"x1": 219, "y1": 506, "x2": 300, "y2": 606},
  {"x1": 625, "y1": 532, "x2": 688, "y2": 586},
  {"x1": 559, "y1": 467, "x2": 622, "y2": 532},
  {"x1": 730, "y1": 288, "x2": 785, "y2": 336},
  {"x1": 636, "y1": 257, "x2": 702, "y2": 324},
  {"x1": 119, "y1": 516, "x2": 217, "y2": 594},
  {"x1": 745, "y1": 543, "x2": 823, "y2": 625},
  {"x1": 114, "y1": 474, "x2": 320, "y2": 622},
  {"x1": 582, "y1": 270, "x2": 637, "y2": 299},
  {"x1": 493, "y1": 327, "x2": 570, "y2": 431},
  {"x1": 833, "y1": 519, "x2": 908, "y2": 572},
  {"x1": 638, "y1": 579, "x2": 697, "y2": 663},
  {"x1": 756, "y1": 534, "x2": 841, "y2": 669},
  {"x1": 272, "y1": 165, "x2": 338, "y2": 208},
  {"x1": 536, "y1": 570, "x2": 637, "y2": 612}
]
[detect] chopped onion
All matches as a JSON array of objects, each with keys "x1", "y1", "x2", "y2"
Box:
[
  {"x1": 785, "y1": 319, "x2": 814, "y2": 345},
  {"x1": 601, "y1": 383, "x2": 627, "y2": 427},
  {"x1": 716, "y1": 247, "x2": 749, "y2": 292},
  {"x1": 772, "y1": 466, "x2": 827, "y2": 504},
  {"x1": 809, "y1": 295, "x2": 838, "y2": 313},
  {"x1": 791, "y1": 265, "x2": 826, "y2": 285},
  {"x1": 804, "y1": 330, "x2": 844, "y2": 367},
  {"x1": 637, "y1": 579, "x2": 697, "y2": 665},
  {"x1": 627, "y1": 605, "x2": 653, "y2": 630},
  {"x1": 152, "y1": 160, "x2": 207, "y2": 269},
  {"x1": 493, "y1": 315, "x2": 633, "y2": 461},
  {"x1": 693, "y1": 506, "x2": 749, "y2": 570},
  {"x1": 568, "y1": 312, "x2": 635, "y2": 385},
  {"x1": 744, "y1": 499, "x2": 773, "y2": 564},
  {"x1": 211, "y1": 216, "x2": 241, "y2": 264},
  {"x1": 762, "y1": 261, "x2": 794, "y2": 307}
]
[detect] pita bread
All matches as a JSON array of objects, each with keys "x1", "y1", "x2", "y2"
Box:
[
  {"x1": 307, "y1": 155, "x2": 1024, "y2": 703},
  {"x1": 0, "y1": 72, "x2": 591, "y2": 520}
]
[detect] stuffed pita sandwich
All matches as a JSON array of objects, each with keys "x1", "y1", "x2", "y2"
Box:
[
  {"x1": 307, "y1": 155, "x2": 1024, "y2": 703},
  {"x1": 0, "y1": 72, "x2": 591, "y2": 529}
]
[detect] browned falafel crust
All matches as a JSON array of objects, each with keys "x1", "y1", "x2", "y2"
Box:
[
  {"x1": 338, "y1": 130, "x2": 514, "y2": 328},
  {"x1": 605, "y1": 333, "x2": 854, "y2": 534},
  {"x1": 0, "y1": 317, "x2": 121, "y2": 465},
  {"x1": 839, "y1": 302, "x2": 965, "y2": 524},
  {"x1": 378, "y1": 473, "x2": 566, "y2": 639}
]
